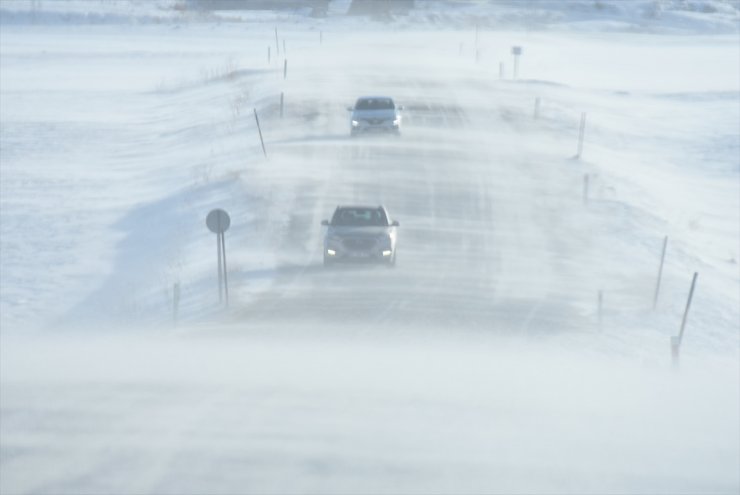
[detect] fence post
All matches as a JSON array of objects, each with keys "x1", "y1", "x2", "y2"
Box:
[{"x1": 653, "y1": 236, "x2": 668, "y2": 309}]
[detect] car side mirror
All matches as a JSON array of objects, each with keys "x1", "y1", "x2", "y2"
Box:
[
  {"x1": 391, "y1": 220, "x2": 400, "y2": 227},
  {"x1": 321, "y1": 219, "x2": 329, "y2": 226}
]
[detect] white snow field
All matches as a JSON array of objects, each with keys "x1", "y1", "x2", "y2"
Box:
[{"x1": 1, "y1": 1, "x2": 739, "y2": 493}]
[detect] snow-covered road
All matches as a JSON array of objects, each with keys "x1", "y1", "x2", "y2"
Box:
[{"x1": 1, "y1": 2, "x2": 739, "y2": 493}]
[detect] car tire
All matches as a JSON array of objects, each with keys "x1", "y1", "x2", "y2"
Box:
[{"x1": 386, "y1": 252, "x2": 396, "y2": 268}]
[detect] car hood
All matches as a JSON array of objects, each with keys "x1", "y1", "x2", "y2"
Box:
[
  {"x1": 351, "y1": 109, "x2": 398, "y2": 120},
  {"x1": 327, "y1": 226, "x2": 393, "y2": 237}
]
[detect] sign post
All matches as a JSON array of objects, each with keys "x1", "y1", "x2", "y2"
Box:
[{"x1": 206, "y1": 209, "x2": 231, "y2": 308}]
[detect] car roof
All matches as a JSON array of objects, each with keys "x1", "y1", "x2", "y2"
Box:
[{"x1": 336, "y1": 205, "x2": 386, "y2": 210}]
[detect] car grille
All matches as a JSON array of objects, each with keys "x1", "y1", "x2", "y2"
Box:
[
  {"x1": 343, "y1": 237, "x2": 376, "y2": 251},
  {"x1": 363, "y1": 119, "x2": 387, "y2": 125}
]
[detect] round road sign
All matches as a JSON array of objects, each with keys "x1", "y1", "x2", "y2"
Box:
[{"x1": 206, "y1": 209, "x2": 231, "y2": 234}]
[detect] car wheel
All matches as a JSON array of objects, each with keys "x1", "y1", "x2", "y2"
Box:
[{"x1": 386, "y1": 252, "x2": 396, "y2": 268}]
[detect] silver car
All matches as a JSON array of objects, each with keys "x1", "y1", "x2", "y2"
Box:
[
  {"x1": 321, "y1": 206, "x2": 399, "y2": 266},
  {"x1": 347, "y1": 96, "x2": 403, "y2": 137}
]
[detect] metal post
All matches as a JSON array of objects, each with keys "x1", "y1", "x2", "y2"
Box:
[
  {"x1": 283, "y1": 59, "x2": 287, "y2": 79},
  {"x1": 534, "y1": 97, "x2": 540, "y2": 119},
  {"x1": 280, "y1": 92, "x2": 284, "y2": 118},
  {"x1": 653, "y1": 236, "x2": 668, "y2": 309},
  {"x1": 253, "y1": 108, "x2": 267, "y2": 158},
  {"x1": 216, "y1": 230, "x2": 222, "y2": 303},
  {"x1": 577, "y1": 112, "x2": 586, "y2": 159},
  {"x1": 221, "y1": 232, "x2": 229, "y2": 307}
]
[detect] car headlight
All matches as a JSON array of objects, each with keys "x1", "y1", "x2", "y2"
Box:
[
  {"x1": 392, "y1": 118, "x2": 400, "y2": 126},
  {"x1": 351, "y1": 120, "x2": 359, "y2": 127},
  {"x1": 327, "y1": 249, "x2": 336, "y2": 256}
]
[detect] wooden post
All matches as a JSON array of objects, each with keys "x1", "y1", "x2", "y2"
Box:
[
  {"x1": 254, "y1": 108, "x2": 267, "y2": 158},
  {"x1": 653, "y1": 236, "x2": 668, "y2": 309},
  {"x1": 534, "y1": 97, "x2": 540, "y2": 119},
  {"x1": 577, "y1": 112, "x2": 586, "y2": 159},
  {"x1": 280, "y1": 92, "x2": 284, "y2": 118}
]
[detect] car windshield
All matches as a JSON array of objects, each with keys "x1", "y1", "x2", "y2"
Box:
[
  {"x1": 331, "y1": 208, "x2": 389, "y2": 226},
  {"x1": 355, "y1": 98, "x2": 394, "y2": 110}
]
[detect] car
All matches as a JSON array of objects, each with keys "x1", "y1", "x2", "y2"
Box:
[
  {"x1": 347, "y1": 96, "x2": 403, "y2": 137},
  {"x1": 321, "y1": 206, "x2": 399, "y2": 266}
]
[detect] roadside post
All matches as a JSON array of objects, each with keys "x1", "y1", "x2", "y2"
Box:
[
  {"x1": 173, "y1": 282, "x2": 180, "y2": 326},
  {"x1": 653, "y1": 236, "x2": 668, "y2": 309},
  {"x1": 672, "y1": 272, "x2": 698, "y2": 367},
  {"x1": 576, "y1": 112, "x2": 586, "y2": 159},
  {"x1": 206, "y1": 209, "x2": 231, "y2": 308},
  {"x1": 254, "y1": 108, "x2": 267, "y2": 158},
  {"x1": 511, "y1": 46, "x2": 522, "y2": 80}
]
